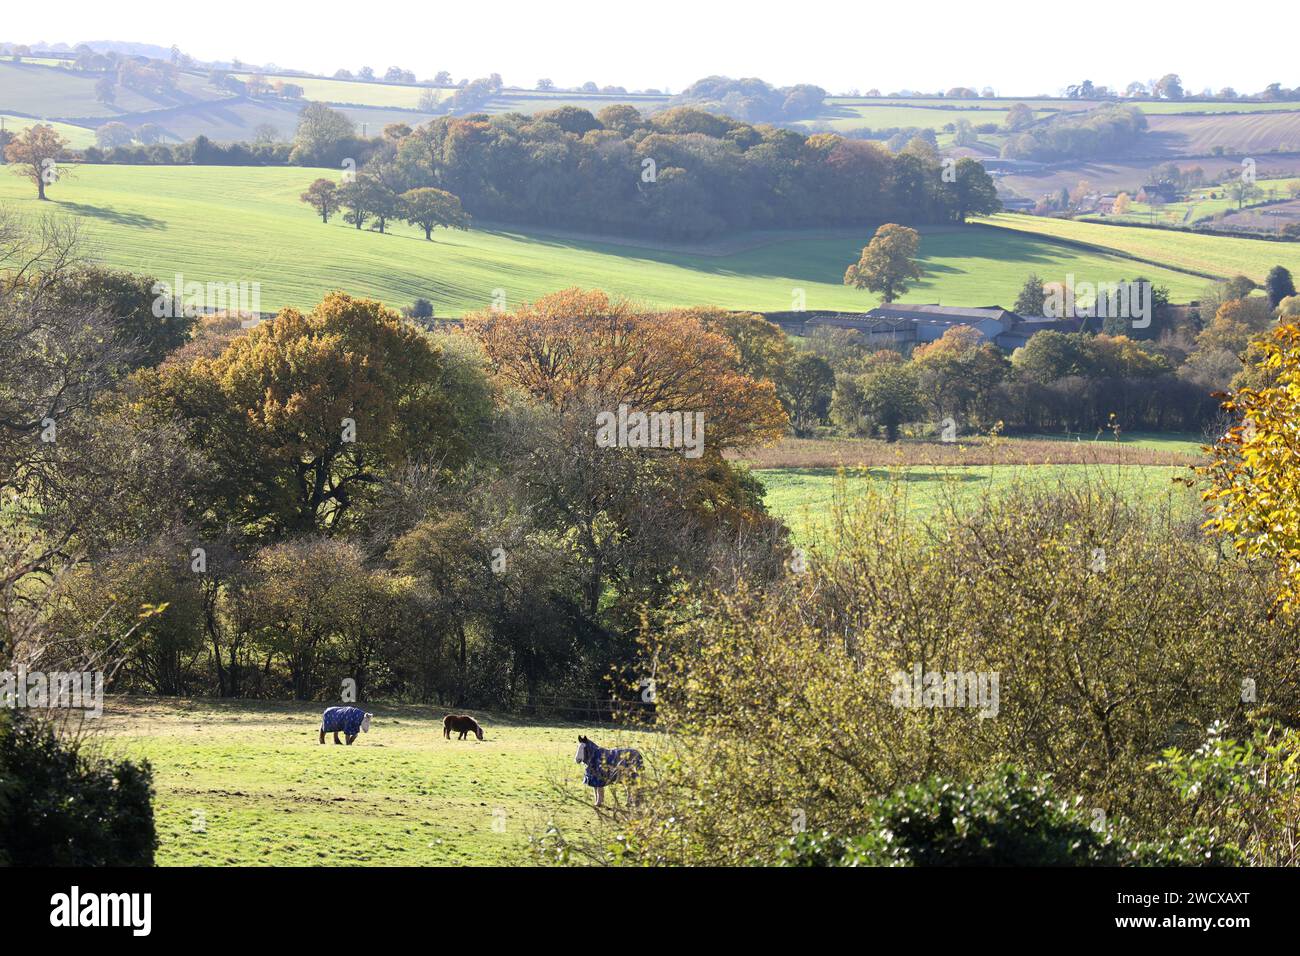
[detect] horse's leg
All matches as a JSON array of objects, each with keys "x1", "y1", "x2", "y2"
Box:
[
  {"x1": 319, "y1": 728, "x2": 325, "y2": 744},
  {"x1": 594, "y1": 786, "x2": 605, "y2": 808},
  {"x1": 333, "y1": 731, "x2": 341, "y2": 745},
  {"x1": 346, "y1": 733, "x2": 356, "y2": 745}
]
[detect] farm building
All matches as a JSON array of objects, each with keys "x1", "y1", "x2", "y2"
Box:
[
  {"x1": 759, "y1": 304, "x2": 1082, "y2": 352},
  {"x1": 1136, "y1": 183, "x2": 1179, "y2": 204}
]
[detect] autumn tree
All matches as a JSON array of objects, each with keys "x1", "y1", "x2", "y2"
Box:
[
  {"x1": 400, "y1": 187, "x2": 470, "y2": 239},
  {"x1": 137, "y1": 292, "x2": 486, "y2": 537},
  {"x1": 1202, "y1": 322, "x2": 1300, "y2": 613},
  {"x1": 300, "y1": 178, "x2": 340, "y2": 223},
  {"x1": 4, "y1": 124, "x2": 69, "y2": 200},
  {"x1": 460, "y1": 288, "x2": 788, "y2": 451},
  {"x1": 844, "y1": 223, "x2": 923, "y2": 304}
]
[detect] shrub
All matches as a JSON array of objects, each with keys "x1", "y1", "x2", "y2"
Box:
[
  {"x1": 0, "y1": 711, "x2": 156, "y2": 865},
  {"x1": 777, "y1": 767, "x2": 1239, "y2": 866},
  {"x1": 612, "y1": 474, "x2": 1300, "y2": 865}
]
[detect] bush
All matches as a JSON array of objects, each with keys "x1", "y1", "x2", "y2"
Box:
[
  {"x1": 0, "y1": 711, "x2": 156, "y2": 865},
  {"x1": 777, "y1": 767, "x2": 1239, "y2": 866},
  {"x1": 614, "y1": 475, "x2": 1300, "y2": 865}
]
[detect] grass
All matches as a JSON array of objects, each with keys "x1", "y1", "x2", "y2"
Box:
[
  {"x1": 976, "y1": 212, "x2": 1300, "y2": 282},
  {"x1": 0, "y1": 113, "x2": 95, "y2": 148},
  {"x1": 0, "y1": 164, "x2": 1211, "y2": 315},
  {"x1": 756, "y1": 460, "x2": 1200, "y2": 542},
  {"x1": 1090, "y1": 179, "x2": 1298, "y2": 227},
  {"x1": 95, "y1": 696, "x2": 649, "y2": 866}
]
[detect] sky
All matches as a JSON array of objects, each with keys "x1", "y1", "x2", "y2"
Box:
[{"x1": 3, "y1": 0, "x2": 1292, "y2": 96}]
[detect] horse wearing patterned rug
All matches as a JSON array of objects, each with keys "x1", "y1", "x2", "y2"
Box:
[
  {"x1": 319, "y1": 706, "x2": 372, "y2": 745},
  {"x1": 575, "y1": 734, "x2": 643, "y2": 807}
]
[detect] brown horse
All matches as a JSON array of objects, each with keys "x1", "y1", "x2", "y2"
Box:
[{"x1": 443, "y1": 714, "x2": 484, "y2": 740}]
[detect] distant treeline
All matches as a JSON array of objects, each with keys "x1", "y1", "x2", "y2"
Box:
[
  {"x1": 1001, "y1": 105, "x2": 1148, "y2": 161},
  {"x1": 376, "y1": 105, "x2": 998, "y2": 238}
]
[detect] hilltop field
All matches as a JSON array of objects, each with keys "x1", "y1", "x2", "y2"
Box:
[{"x1": 0, "y1": 164, "x2": 1221, "y2": 315}]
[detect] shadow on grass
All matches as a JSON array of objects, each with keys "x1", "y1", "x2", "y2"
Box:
[{"x1": 57, "y1": 201, "x2": 166, "y2": 229}]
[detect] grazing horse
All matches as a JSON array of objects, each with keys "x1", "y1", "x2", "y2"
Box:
[
  {"x1": 320, "y1": 706, "x2": 372, "y2": 745},
  {"x1": 575, "y1": 734, "x2": 643, "y2": 807},
  {"x1": 443, "y1": 714, "x2": 484, "y2": 740}
]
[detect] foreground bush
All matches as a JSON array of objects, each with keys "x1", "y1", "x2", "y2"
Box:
[
  {"x1": 0, "y1": 712, "x2": 156, "y2": 866},
  {"x1": 778, "y1": 767, "x2": 1238, "y2": 866},
  {"x1": 610, "y1": 472, "x2": 1300, "y2": 865}
]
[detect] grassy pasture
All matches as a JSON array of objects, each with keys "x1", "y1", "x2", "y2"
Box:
[
  {"x1": 0, "y1": 164, "x2": 1208, "y2": 315},
  {"x1": 1088, "y1": 178, "x2": 1298, "y2": 227},
  {"x1": 0, "y1": 60, "x2": 225, "y2": 119},
  {"x1": 96, "y1": 696, "x2": 646, "y2": 866},
  {"x1": 0, "y1": 113, "x2": 95, "y2": 148},
  {"x1": 757, "y1": 460, "x2": 1200, "y2": 542},
  {"x1": 976, "y1": 212, "x2": 1300, "y2": 282},
  {"x1": 746, "y1": 430, "x2": 1206, "y2": 540}
]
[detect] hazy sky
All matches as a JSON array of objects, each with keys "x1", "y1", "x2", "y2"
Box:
[{"x1": 4, "y1": 0, "x2": 1290, "y2": 95}]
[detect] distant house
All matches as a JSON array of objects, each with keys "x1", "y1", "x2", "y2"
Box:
[
  {"x1": 1096, "y1": 194, "x2": 1119, "y2": 215},
  {"x1": 1137, "y1": 183, "x2": 1178, "y2": 204}
]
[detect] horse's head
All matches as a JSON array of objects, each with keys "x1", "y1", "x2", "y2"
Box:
[
  {"x1": 576, "y1": 735, "x2": 598, "y2": 764},
  {"x1": 474, "y1": 722, "x2": 484, "y2": 741},
  {"x1": 361, "y1": 713, "x2": 373, "y2": 733}
]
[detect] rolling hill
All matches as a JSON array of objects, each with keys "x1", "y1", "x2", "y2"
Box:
[{"x1": 0, "y1": 164, "x2": 1210, "y2": 315}]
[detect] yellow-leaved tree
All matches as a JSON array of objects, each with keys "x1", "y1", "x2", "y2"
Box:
[{"x1": 1201, "y1": 322, "x2": 1300, "y2": 614}]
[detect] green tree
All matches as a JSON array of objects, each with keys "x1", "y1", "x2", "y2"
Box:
[
  {"x1": 859, "y1": 362, "x2": 922, "y2": 441},
  {"x1": 400, "y1": 187, "x2": 470, "y2": 239},
  {"x1": 783, "y1": 353, "x2": 835, "y2": 434},
  {"x1": 1265, "y1": 266, "x2": 1296, "y2": 309},
  {"x1": 290, "y1": 102, "x2": 355, "y2": 166},
  {"x1": 1013, "y1": 273, "x2": 1046, "y2": 317}
]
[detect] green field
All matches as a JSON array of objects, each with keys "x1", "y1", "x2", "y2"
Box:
[
  {"x1": 757, "y1": 460, "x2": 1201, "y2": 541},
  {"x1": 1088, "y1": 178, "x2": 1298, "y2": 227},
  {"x1": 97, "y1": 696, "x2": 646, "y2": 865},
  {"x1": 0, "y1": 113, "x2": 95, "y2": 148},
  {"x1": 0, "y1": 164, "x2": 1211, "y2": 314},
  {"x1": 977, "y1": 212, "x2": 1300, "y2": 282}
]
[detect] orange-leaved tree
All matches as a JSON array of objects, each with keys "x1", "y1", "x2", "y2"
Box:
[
  {"x1": 460, "y1": 288, "x2": 788, "y2": 451},
  {"x1": 4, "y1": 124, "x2": 69, "y2": 200}
]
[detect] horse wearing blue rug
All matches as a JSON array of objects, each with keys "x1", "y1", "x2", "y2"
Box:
[
  {"x1": 319, "y1": 706, "x2": 372, "y2": 745},
  {"x1": 575, "y1": 734, "x2": 643, "y2": 807}
]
